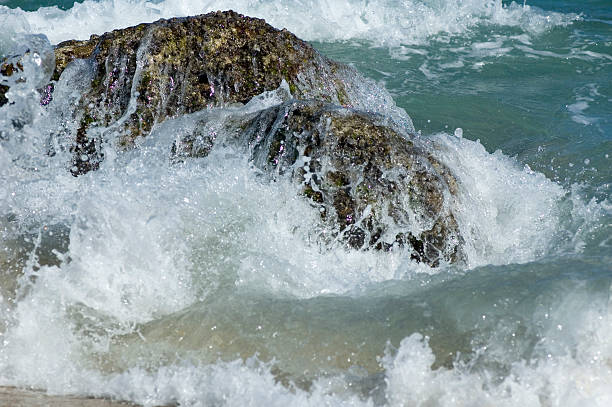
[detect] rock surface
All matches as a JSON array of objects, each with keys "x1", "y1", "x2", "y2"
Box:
[
  {"x1": 2, "y1": 11, "x2": 463, "y2": 264},
  {"x1": 173, "y1": 99, "x2": 463, "y2": 266},
  {"x1": 51, "y1": 10, "x2": 397, "y2": 175},
  {"x1": 248, "y1": 101, "x2": 462, "y2": 265},
  {"x1": 0, "y1": 60, "x2": 10, "y2": 106}
]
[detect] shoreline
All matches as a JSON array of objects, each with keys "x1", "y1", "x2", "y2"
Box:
[{"x1": 0, "y1": 386, "x2": 139, "y2": 407}]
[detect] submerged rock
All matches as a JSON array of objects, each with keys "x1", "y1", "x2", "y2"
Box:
[{"x1": 51, "y1": 10, "x2": 404, "y2": 175}]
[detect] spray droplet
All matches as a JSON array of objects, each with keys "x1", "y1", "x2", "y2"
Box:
[
  {"x1": 454, "y1": 128, "x2": 463, "y2": 138},
  {"x1": 584, "y1": 158, "x2": 590, "y2": 165}
]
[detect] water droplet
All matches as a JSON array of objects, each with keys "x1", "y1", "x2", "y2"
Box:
[
  {"x1": 32, "y1": 53, "x2": 42, "y2": 66},
  {"x1": 584, "y1": 158, "x2": 590, "y2": 165},
  {"x1": 454, "y1": 128, "x2": 463, "y2": 138}
]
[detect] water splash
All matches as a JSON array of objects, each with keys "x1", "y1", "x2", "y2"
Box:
[
  {"x1": 3, "y1": 0, "x2": 579, "y2": 46},
  {"x1": 0, "y1": 3, "x2": 609, "y2": 405}
]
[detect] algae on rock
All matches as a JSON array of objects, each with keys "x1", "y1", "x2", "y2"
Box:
[
  {"x1": 1, "y1": 10, "x2": 465, "y2": 264},
  {"x1": 51, "y1": 10, "x2": 404, "y2": 174},
  {"x1": 170, "y1": 99, "x2": 463, "y2": 266},
  {"x1": 242, "y1": 101, "x2": 463, "y2": 266}
]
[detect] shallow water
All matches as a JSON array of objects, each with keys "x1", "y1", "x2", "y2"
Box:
[{"x1": 1, "y1": 0, "x2": 611, "y2": 406}]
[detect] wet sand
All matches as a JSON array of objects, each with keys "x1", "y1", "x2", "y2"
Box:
[{"x1": 0, "y1": 386, "x2": 139, "y2": 407}]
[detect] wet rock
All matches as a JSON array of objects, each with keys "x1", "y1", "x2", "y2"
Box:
[
  {"x1": 174, "y1": 99, "x2": 463, "y2": 266},
  {"x1": 1, "y1": 58, "x2": 23, "y2": 107},
  {"x1": 51, "y1": 10, "x2": 391, "y2": 175},
  {"x1": 247, "y1": 101, "x2": 463, "y2": 265},
  {"x1": 0, "y1": 85, "x2": 8, "y2": 107},
  {"x1": 43, "y1": 11, "x2": 463, "y2": 264},
  {"x1": 1, "y1": 34, "x2": 56, "y2": 108}
]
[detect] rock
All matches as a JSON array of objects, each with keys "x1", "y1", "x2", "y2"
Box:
[
  {"x1": 172, "y1": 99, "x2": 463, "y2": 266},
  {"x1": 0, "y1": 61, "x2": 13, "y2": 106},
  {"x1": 1, "y1": 33, "x2": 56, "y2": 113},
  {"x1": 248, "y1": 101, "x2": 463, "y2": 265},
  {"x1": 12, "y1": 10, "x2": 463, "y2": 264},
  {"x1": 51, "y1": 10, "x2": 403, "y2": 175},
  {"x1": 1, "y1": 55, "x2": 25, "y2": 107},
  {"x1": 0, "y1": 86, "x2": 8, "y2": 108}
]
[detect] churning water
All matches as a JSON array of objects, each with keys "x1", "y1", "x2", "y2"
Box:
[{"x1": 0, "y1": 0, "x2": 611, "y2": 406}]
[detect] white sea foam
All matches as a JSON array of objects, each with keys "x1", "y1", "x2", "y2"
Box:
[
  {"x1": 3, "y1": 255, "x2": 612, "y2": 407},
  {"x1": 426, "y1": 133, "x2": 609, "y2": 267},
  {"x1": 1, "y1": 0, "x2": 579, "y2": 46},
  {"x1": 5, "y1": 286, "x2": 612, "y2": 407},
  {"x1": 383, "y1": 310, "x2": 612, "y2": 407}
]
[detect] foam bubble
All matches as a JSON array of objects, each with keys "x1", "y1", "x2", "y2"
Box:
[{"x1": 567, "y1": 84, "x2": 605, "y2": 126}]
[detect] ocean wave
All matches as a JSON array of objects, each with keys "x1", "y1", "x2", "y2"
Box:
[
  {"x1": 2, "y1": 0, "x2": 580, "y2": 46},
  {"x1": 1, "y1": 5, "x2": 609, "y2": 404}
]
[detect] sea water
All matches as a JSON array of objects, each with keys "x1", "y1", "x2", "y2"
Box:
[{"x1": 0, "y1": 0, "x2": 610, "y2": 406}]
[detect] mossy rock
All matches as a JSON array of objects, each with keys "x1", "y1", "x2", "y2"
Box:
[
  {"x1": 51, "y1": 10, "x2": 370, "y2": 175},
  {"x1": 212, "y1": 100, "x2": 463, "y2": 266},
  {"x1": 44, "y1": 11, "x2": 462, "y2": 264},
  {"x1": 53, "y1": 37, "x2": 99, "y2": 82}
]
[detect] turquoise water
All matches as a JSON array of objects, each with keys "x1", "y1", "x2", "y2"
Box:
[
  {"x1": 315, "y1": 1, "x2": 611, "y2": 195},
  {"x1": 0, "y1": 0, "x2": 78, "y2": 10},
  {"x1": 1, "y1": 1, "x2": 611, "y2": 406}
]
